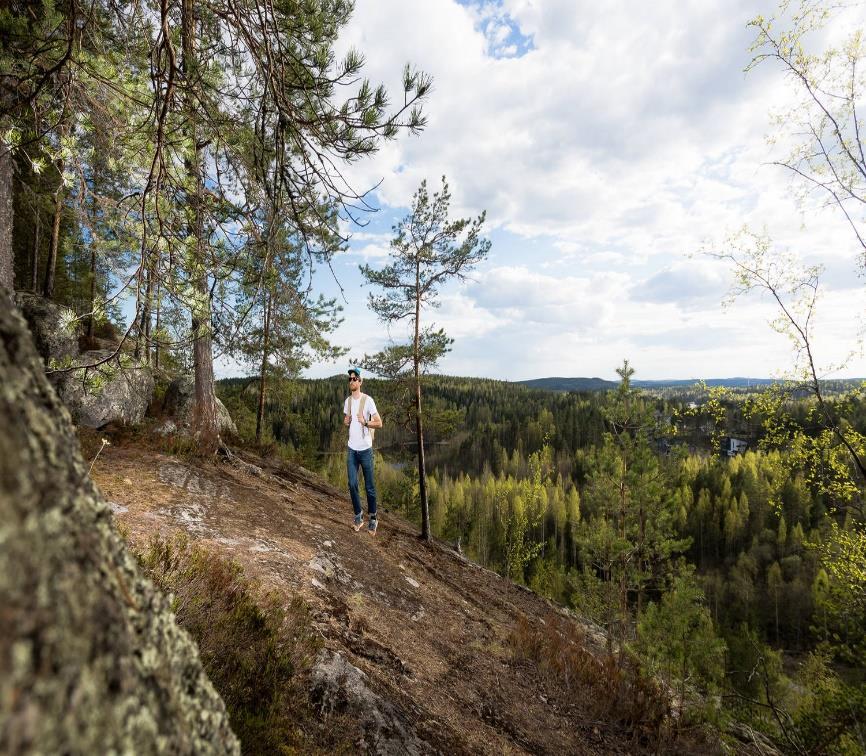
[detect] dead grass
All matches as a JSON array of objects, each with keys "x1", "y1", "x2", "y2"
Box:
[
  {"x1": 509, "y1": 616, "x2": 676, "y2": 751},
  {"x1": 79, "y1": 423, "x2": 209, "y2": 460},
  {"x1": 78, "y1": 426, "x2": 107, "y2": 462}
]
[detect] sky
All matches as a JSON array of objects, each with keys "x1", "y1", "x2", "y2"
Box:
[{"x1": 222, "y1": 0, "x2": 866, "y2": 383}]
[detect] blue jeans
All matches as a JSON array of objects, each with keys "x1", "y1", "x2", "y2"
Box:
[{"x1": 347, "y1": 447, "x2": 377, "y2": 518}]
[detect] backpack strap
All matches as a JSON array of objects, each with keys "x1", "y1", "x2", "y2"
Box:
[
  {"x1": 358, "y1": 394, "x2": 374, "y2": 442},
  {"x1": 358, "y1": 393, "x2": 367, "y2": 437}
]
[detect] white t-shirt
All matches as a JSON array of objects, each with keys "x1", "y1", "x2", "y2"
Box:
[{"x1": 344, "y1": 393, "x2": 378, "y2": 451}]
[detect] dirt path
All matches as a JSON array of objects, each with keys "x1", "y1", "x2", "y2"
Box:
[{"x1": 92, "y1": 444, "x2": 666, "y2": 755}]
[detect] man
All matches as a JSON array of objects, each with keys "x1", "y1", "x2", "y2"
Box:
[{"x1": 343, "y1": 367, "x2": 383, "y2": 534}]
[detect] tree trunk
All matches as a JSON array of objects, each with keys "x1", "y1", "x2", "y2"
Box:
[
  {"x1": 775, "y1": 594, "x2": 779, "y2": 646},
  {"x1": 154, "y1": 279, "x2": 161, "y2": 370},
  {"x1": 183, "y1": 0, "x2": 218, "y2": 450},
  {"x1": 416, "y1": 381, "x2": 429, "y2": 540},
  {"x1": 540, "y1": 501, "x2": 545, "y2": 557},
  {"x1": 87, "y1": 245, "x2": 97, "y2": 339},
  {"x1": 414, "y1": 267, "x2": 430, "y2": 541},
  {"x1": 135, "y1": 267, "x2": 152, "y2": 362},
  {"x1": 31, "y1": 206, "x2": 40, "y2": 292},
  {"x1": 699, "y1": 521, "x2": 704, "y2": 570},
  {"x1": 0, "y1": 135, "x2": 13, "y2": 290},
  {"x1": 191, "y1": 304, "x2": 217, "y2": 446},
  {"x1": 144, "y1": 273, "x2": 152, "y2": 363},
  {"x1": 618, "y1": 477, "x2": 627, "y2": 638},
  {"x1": 255, "y1": 290, "x2": 272, "y2": 445},
  {"x1": 637, "y1": 505, "x2": 646, "y2": 615},
  {"x1": 44, "y1": 163, "x2": 64, "y2": 298}
]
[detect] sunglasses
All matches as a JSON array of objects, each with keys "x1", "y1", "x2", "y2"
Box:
[{"x1": 348, "y1": 376, "x2": 360, "y2": 382}]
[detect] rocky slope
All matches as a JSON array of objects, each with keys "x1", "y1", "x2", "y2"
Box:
[{"x1": 91, "y1": 440, "x2": 714, "y2": 755}]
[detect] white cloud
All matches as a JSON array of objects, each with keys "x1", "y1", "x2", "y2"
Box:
[
  {"x1": 430, "y1": 291, "x2": 507, "y2": 339},
  {"x1": 466, "y1": 265, "x2": 623, "y2": 330},
  {"x1": 288, "y1": 1, "x2": 866, "y2": 380},
  {"x1": 349, "y1": 230, "x2": 393, "y2": 243},
  {"x1": 632, "y1": 260, "x2": 729, "y2": 309},
  {"x1": 336, "y1": 0, "x2": 789, "y2": 242},
  {"x1": 349, "y1": 242, "x2": 391, "y2": 261}
]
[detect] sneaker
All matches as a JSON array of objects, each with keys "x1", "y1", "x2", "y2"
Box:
[
  {"x1": 367, "y1": 517, "x2": 378, "y2": 536},
  {"x1": 353, "y1": 514, "x2": 364, "y2": 532}
]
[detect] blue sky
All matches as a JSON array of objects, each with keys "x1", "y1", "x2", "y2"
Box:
[{"x1": 216, "y1": 0, "x2": 866, "y2": 382}]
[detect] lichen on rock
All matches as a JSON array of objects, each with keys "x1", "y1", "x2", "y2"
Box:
[
  {"x1": 13, "y1": 291, "x2": 79, "y2": 365},
  {"x1": 0, "y1": 289, "x2": 239, "y2": 755},
  {"x1": 311, "y1": 650, "x2": 429, "y2": 755},
  {"x1": 50, "y1": 349, "x2": 155, "y2": 428},
  {"x1": 162, "y1": 375, "x2": 237, "y2": 437}
]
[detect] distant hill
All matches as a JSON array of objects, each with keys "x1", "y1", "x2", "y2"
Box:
[
  {"x1": 636, "y1": 377, "x2": 778, "y2": 389},
  {"x1": 517, "y1": 376, "x2": 620, "y2": 391},
  {"x1": 519, "y1": 376, "x2": 783, "y2": 392}
]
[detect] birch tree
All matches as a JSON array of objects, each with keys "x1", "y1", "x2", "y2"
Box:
[{"x1": 749, "y1": 0, "x2": 866, "y2": 260}]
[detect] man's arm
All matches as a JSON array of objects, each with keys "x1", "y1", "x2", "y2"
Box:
[{"x1": 357, "y1": 412, "x2": 382, "y2": 429}]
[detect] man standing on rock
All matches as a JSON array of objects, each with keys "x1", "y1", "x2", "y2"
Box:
[{"x1": 343, "y1": 367, "x2": 383, "y2": 534}]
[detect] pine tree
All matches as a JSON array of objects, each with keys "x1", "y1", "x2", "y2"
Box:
[
  {"x1": 232, "y1": 215, "x2": 345, "y2": 444},
  {"x1": 582, "y1": 361, "x2": 690, "y2": 643},
  {"x1": 361, "y1": 177, "x2": 490, "y2": 541},
  {"x1": 767, "y1": 561, "x2": 783, "y2": 645},
  {"x1": 636, "y1": 572, "x2": 726, "y2": 713},
  {"x1": 3, "y1": 0, "x2": 431, "y2": 454}
]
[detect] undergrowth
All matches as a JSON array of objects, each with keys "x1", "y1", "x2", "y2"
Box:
[
  {"x1": 134, "y1": 533, "x2": 354, "y2": 755},
  {"x1": 509, "y1": 616, "x2": 716, "y2": 753},
  {"x1": 80, "y1": 423, "x2": 215, "y2": 459}
]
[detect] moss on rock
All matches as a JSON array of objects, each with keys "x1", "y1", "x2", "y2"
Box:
[{"x1": 0, "y1": 288, "x2": 239, "y2": 755}]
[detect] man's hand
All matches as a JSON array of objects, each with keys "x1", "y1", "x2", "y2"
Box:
[
  {"x1": 356, "y1": 413, "x2": 366, "y2": 425},
  {"x1": 343, "y1": 415, "x2": 351, "y2": 427}
]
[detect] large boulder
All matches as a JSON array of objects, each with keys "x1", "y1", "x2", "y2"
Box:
[
  {"x1": 14, "y1": 291, "x2": 78, "y2": 365},
  {"x1": 311, "y1": 650, "x2": 428, "y2": 755},
  {"x1": 0, "y1": 290, "x2": 239, "y2": 753},
  {"x1": 162, "y1": 375, "x2": 237, "y2": 437},
  {"x1": 51, "y1": 349, "x2": 155, "y2": 428}
]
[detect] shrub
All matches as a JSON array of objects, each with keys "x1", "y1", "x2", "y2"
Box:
[
  {"x1": 135, "y1": 533, "x2": 353, "y2": 755},
  {"x1": 509, "y1": 615, "x2": 674, "y2": 749}
]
